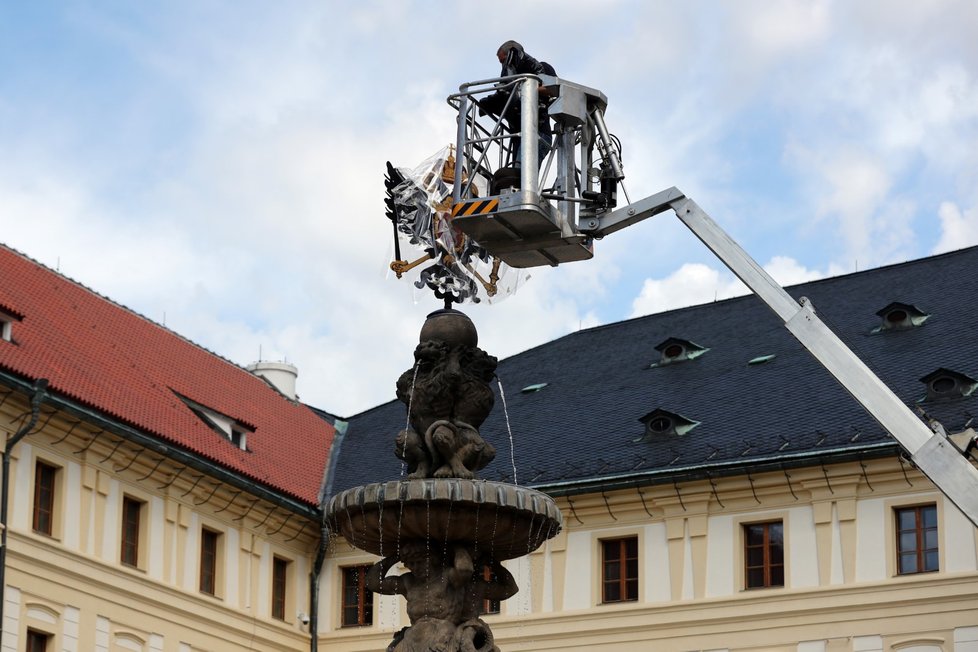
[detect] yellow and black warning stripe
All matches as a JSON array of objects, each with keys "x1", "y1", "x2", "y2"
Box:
[{"x1": 451, "y1": 198, "x2": 499, "y2": 218}]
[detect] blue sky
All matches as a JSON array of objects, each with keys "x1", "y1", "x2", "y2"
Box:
[{"x1": 3, "y1": 1, "x2": 978, "y2": 416}]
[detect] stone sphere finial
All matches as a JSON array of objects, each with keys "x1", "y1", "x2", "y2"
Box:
[{"x1": 419, "y1": 309, "x2": 478, "y2": 347}]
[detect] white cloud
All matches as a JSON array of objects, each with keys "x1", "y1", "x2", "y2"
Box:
[
  {"x1": 734, "y1": 0, "x2": 830, "y2": 62},
  {"x1": 933, "y1": 202, "x2": 978, "y2": 254},
  {"x1": 629, "y1": 263, "x2": 741, "y2": 318},
  {"x1": 629, "y1": 256, "x2": 824, "y2": 318},
  {"x1": 4, "y1": 1, "x2": 978, "y2": 416}
]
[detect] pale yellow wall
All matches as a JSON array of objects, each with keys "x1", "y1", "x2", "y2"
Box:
[
  {"x1": 5, "y1": 387, "x2": 977, "y2": 652},
  {"x1": 0, "y1": 392, "x2": 320, "y2": 651},
  {"x1": 319, "y1": 457, "x2": 978, "y2": 652}
]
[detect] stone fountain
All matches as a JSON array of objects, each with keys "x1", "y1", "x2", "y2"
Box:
[{"x1": 324, "y1": 309, "x2": 563, "y2": 652}]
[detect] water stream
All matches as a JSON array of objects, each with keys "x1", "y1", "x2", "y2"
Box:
[
  {"x1": 401, "y1": 362, "x2": 421, "y2": 476},
  {"x1": 496, "y1": 378, "x2": 518, "y2": 485}
]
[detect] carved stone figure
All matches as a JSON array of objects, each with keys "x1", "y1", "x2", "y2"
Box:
[
  {"x1": 323, "y1": 308, "x2": 563, "y2": 652},
  {"x1": 366, "y1": 542, "x2": 513, "y2": 652},
  {"x1": 394, "y1": 310, "x2": 497, "y2": 479}
]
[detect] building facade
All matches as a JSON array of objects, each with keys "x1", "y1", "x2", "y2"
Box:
[
  {"x1": 2, "y1": 242, "x2": 978, "y2": 651},
  {"x1": 0, "y1": 244, "x2": 333, "y2": 651},
  {"x1": 326, "y1": 246, "x2": 978, "y2": 651}
]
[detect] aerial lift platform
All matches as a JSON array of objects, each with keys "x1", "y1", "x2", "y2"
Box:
[{"x1": 387, "y1": 70, "x2": 978, "y2": 527}]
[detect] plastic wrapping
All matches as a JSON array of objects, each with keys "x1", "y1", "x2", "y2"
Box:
[{"x1": 389, "y1": 145, "x2": 523, "y2": 304}]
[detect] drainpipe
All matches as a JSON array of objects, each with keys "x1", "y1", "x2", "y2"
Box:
[
  {"x1": 309, "y1": 415, "x2": 346, "y2": 651},
  {"x1": 309, "y1": 526, "x2": 329, "y2": 652},
  {"x1": 0, "y1": 378, "x2": 49, "y2": 646}
]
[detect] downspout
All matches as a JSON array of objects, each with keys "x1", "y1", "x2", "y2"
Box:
[
  {"x1": 310, "y1": 417, "x2": 347, "y2": 651},
  {"x1": 0, "y1": 378, "x2": 48, "y2": 646},
  {"x1": 309, "y1": 526, "x2": 329, "y2": 652}
]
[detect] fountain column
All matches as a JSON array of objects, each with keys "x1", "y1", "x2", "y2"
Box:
[{"x1": 325, "y1": 309, "x2": 562, "y2": 652}]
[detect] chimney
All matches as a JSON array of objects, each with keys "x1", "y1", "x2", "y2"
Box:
[{"x1": 247, "y1": 361, "x2": 298, "y2": 400}]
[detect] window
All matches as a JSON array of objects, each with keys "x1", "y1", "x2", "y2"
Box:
[
  {"x1": 896, "y1": 504, "x2": 939, "y2": 574},
  {"x1": 272, "y1": 556, "x2": 289, "y2": 620},
  {"x1": 32, "y1": 461, "x2": 58, "y2": 536},
  {"x1": 26, "y1": 629, "x2": 49, "y2": 652},
  {"x1": 479, "y1": 565, "x2": 500, "y2": 615},
  {"x1": 121, "y1": 496, "x2": 144, "y2": 568},
  {"x1": 179, "y1": 395, "x2": 252, "y2": 450},
  {"x1": 601, "y1": 537, "x2": 638, "y2": 603},
  {"x1": 874, "y1": 302, "x2": 929, "y2": 332},
  {"x1": 230, "y1": 426, "x2": 247, "y2": 450},
  {"x1": 635, "y1": 409, "x2": 700, "y2": 441},
  {"x1": 650, "y1": 337, "x2": 709, "y2": 367},
  {"x1": 341, "y1": 565, "x2": 373, "y2": 627},
  {"x1": 744, "y1": 521, "x2": 784, "y2": 589},
  {"x1": 919, "y1": 368, "x2": 978, "y2": 402},
  {"x1": 200, "y1": 529, "x2": 220, "y2": 595}
]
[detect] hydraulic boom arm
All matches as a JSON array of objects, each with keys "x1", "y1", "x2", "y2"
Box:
[{"x1": 589, "y1": 188, "x2": 978, "y2": 527}]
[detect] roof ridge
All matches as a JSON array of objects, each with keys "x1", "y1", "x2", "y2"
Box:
[{"x1": 0, "y1": 241, "x2": 254, "y2": 376}]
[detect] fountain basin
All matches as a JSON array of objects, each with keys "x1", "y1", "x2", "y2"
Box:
[{"x1": 325, "y1": 479, "x2": 563, "y2": 560}]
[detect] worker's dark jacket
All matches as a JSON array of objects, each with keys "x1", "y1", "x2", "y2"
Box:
[{"x1": 481, "y1": 50, "x2": 554, "y2": 137}]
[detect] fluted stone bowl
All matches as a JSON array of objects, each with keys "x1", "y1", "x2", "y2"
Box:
[{"x1": 324, "y1": 479, "x2": 563, "y2": 560}]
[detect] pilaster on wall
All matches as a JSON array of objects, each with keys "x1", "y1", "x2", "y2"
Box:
[
  {"x1": 94, "y1": 469, "x2": 112, "y2": 562},
  {"x1": 9, "y1": 443, "x2": 29, "y2": 531},
  {"x1": 63, "y1": 605, "x2": 80, "y2": 652},
  {"x1": 955, "y1": 626, "x2": 978, "y2": 652},
  {"x1": 164, "y1": 496, "x2": 178, "y2": 585},
  {"x1": 240, "y1": 530, "x2": 255, "y2": 613},
  {"x1": 81, "y1": 464, "x2": 97, "y2": 556},
  {"x1": 851, "y1": 634, "x2": 883, "y2": 652},
  {"x1": 94, "y1": 615, "x2": 110, "y2": 652},
  {"x1": 546, "y1": 528, "x2": 567, "y2": 613},
  {"x1": 806, "y1": 475, "x2": 859, "y2": 586},
  {"x1": 1, "y1": 586, "x2": 21, "y2": 652},
  {"x1": 178, "y1": 504, "x2": 194, "y2": 591},
  {"x1": 661, "y1": 497, "x2": 709, "y2": 600},
  {"x1": 528, "y1": 546, "x2": 545, "y2": 614}
]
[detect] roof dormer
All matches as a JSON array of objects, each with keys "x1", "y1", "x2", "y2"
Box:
[
  {"x1": 650, "y1": 337, "x2": 709, "y2": 368},
  {"x1": 919, "y1": 368, "x2": 978, "y2": 402},
  {"x1": 178, "y1": 394, "x2": 254, "y2": 450},
  {"x1": 0, "y1": 305, "x2": 24, "y2": 343},
  {"x1": 874, "y1": 302, "x2": 929, "y2": 333},
  {"x1": 634, "y1": 408, "x2": 700, "y2": 442}
]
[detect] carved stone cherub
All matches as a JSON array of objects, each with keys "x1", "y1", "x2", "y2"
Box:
[
  {"x1": 366, "y1": 542, "x2": 510, "y2": 652},
  {"x1": 394, "y1": 328, "x2": 497, "y2": 479}
]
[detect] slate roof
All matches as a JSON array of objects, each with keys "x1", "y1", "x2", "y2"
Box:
[
  {"x1": 333, "y1": 246, "x2": 978, "y2": 497},
  {"x1": 0, "y1": 244, "x2": 334, "y2": 507}
]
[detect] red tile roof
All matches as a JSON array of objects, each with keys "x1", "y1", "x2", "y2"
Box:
[{"x1": 0, "y1": 244, "x2": 333, "y2": 507}]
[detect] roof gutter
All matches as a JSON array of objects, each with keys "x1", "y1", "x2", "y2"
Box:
[
  {"x1": 0, "y1": 377, "x2": 48, "y2": 647},
  {"x1": 0, "y1": 369, "x2": 320, "y2": 520},
  {"x1": 530, "y1": 441, "x2": 900, "y2": 497}
]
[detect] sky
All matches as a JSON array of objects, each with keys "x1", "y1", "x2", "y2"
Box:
[{"x1": 3, "y1": 1, "x2": 978, "y2": 417}]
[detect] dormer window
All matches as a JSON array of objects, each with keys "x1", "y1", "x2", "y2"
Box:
[
  {"x1": 229, "y1": 425, "x2": 248, "y2": 450},
  {"x1": 634, "y1": 409, "x2": 700, "y2": 442},
  {"x1": 919, "y1": 368, "x2": 978, "y2": 402},
  {"x1": 0, "y1": 307, "x2": 23, "y2": 343},
  {"x1": 650, "y1": 338, "x2": 709, "y2": 367},
  {"x1": 874, "y1": 302, "x2": 929, "y2": 332},
  {"x1": 178, "y1": 395, "x2": 253, "y2": 450}
]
